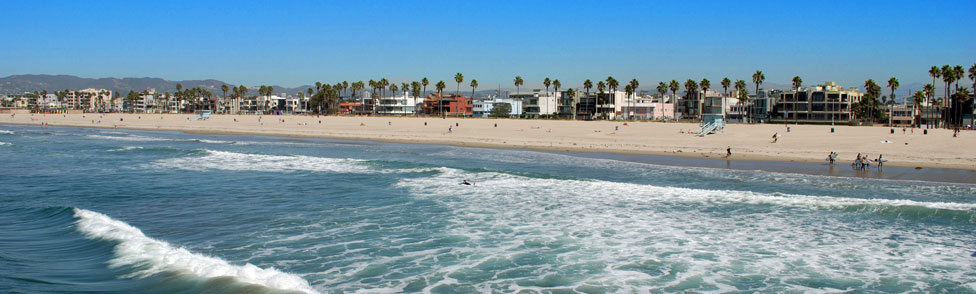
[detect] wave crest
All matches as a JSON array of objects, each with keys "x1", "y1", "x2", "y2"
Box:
[{"x1": 73, "y1": 208, "x2": 317, "y2": 293}]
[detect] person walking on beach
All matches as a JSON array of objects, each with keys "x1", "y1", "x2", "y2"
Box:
[
  {"x1": 877, "y1": 154, "x2": 884, "y2": 168},
  {"x1": 726, "y1": 146, "x2": 731, "y2": 158},
  {"x1": 853, "y1": 153, "x2": 861, "y2": 169}
]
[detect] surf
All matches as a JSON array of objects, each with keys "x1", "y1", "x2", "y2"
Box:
[{"x1": 73, "y1": 208, "x2": 318, "y2": 294}]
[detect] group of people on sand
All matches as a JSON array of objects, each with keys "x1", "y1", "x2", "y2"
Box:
[{"x1": 850, "y1": 152, "x2": 885, "y2": 170}]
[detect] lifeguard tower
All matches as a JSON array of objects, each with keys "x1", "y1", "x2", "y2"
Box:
[{"x1": 698, "y1": 114, "x2": 725, "y2": 136}]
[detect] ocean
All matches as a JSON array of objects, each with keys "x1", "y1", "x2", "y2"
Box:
[{"x1": 1, "y1": 124, "x2": 974, "y2": 293}]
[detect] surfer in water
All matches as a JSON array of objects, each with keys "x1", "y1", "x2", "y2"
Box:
[{"x1": 461, "y1": 180, "x2": 473, "y2": 185}]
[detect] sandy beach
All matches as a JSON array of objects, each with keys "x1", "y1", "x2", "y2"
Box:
[{"x1": 3, "y1": 112, "x2": 974, "y2": 170}]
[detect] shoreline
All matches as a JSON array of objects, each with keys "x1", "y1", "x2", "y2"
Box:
[
  {"x1": 4, "y1": 121, "x2": 975, "y2": 184},
  {"x1": 2, "y1": 113, "x2": 974, "y2": 172}
]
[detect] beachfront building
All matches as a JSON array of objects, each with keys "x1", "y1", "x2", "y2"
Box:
[
  {"x1": 338, "y1": 101, "x2": 362, "y2": 115},
  {"x1": 557, "y1": 90, "x2": 578, "y2": 119},
  {"x1": 776, "y1": 82, "x2": 862, "y2": 123},
  {"x1": 36, "y1": 94, "x2": 60, "y2": 110},
  {"x1": 473, "y1": 96, "x2": 523, "y2": 117},
  {"x1": 422, "y1": 93, "x2": 473, "y2": 116},
  {"x1": 63, "y1": 88, "x2": 112, "y2": 111},
  {"x1": 376, "y1": 93, "x2": 423, "y2": 116},
  {"x1": 575, "y1": 93, "x2": 597, "y2": 120},
  {"x1": 510, "y1": 89, "x2": 559, "y2": 118},
  {"x1": 888, "y1": 103, "x2": 916, "y2": 126}
]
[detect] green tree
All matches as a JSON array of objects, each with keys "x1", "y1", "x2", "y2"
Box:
[
  {"x1": 792, "y1": 76, "x2": 802, "y2": 91},
  {"x1": 421, "y1": 77, "x2": 429, "y2": 97},
  {"x1": 721, "y1": 77, "x2": 731, "y2": 96},
  {"x1": 684, "y1": 79, "x2": 699, "y2": 119},
  {"x1": 454, "y1": 73, "x2": 463, "y2": 95},
  {"x1": 470, "y1": 79, "x2": 478, "y2": 98},
  {"x1": 699, "y1": 78, "x2": 709, "y2": 117},
  {"x1": 491, "y1": 103, "x2": 512, "y2": 117},
  {"x1": 912, "y1": 90, "x2": 925, "y2": 127},
  {"x1": 436, "y1": 80, "x2": 446, "y2": 94},
  {"x1": 668, "y1": 80, "x2": 679, "y2": 102},
  {"x1": 751, "y1": 71, "x2": 765, "y2": 123},
  {"x1": 583, "y1": 79, "x2": 593, "y2": 97},
  {"x1": 543, "y1": 77, "x2": 552, "y2": 96},
  {"x1": 628, "y1": 79, "x2": 639, "y2": 119},
  {"x1": 513, "y1": 76, "x2": 524, "y2": 96},
  {"x1": 411, "y1": 81, "x2": 421, "y2": 98}
]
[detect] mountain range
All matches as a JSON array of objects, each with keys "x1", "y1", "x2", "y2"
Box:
[
  {"x1": 1, "y1": 74, "x2": 935, "y2": 100},
  {"x1": 0, "y1": 75, "x2": 311, "y2": 96}
]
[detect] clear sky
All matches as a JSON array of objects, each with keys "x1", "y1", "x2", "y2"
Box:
[{"x1": 1, "y1": 0, "x2": 973, "y2": 91}]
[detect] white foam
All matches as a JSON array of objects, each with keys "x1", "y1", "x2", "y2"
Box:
[
  {"x1": 0, "y1": 141, "x2": 8, "y2": 146},
  {"x1": 197, "y1": 139, "x2": 235, "y2": 144},
  {"x1": 153, "y1": 150, "x2": 370, "y2": 173},
  {"x1": 108, "y1": 146, "x2": 143, "y2": 152},
  {"x1": 398, "y1": 167, "x2": 976, "y2": 213},
  {"x1": 0, "y1": 130, "x2": 14, "y2": 135},
  {"x1": 86, "y1": 134, "x2": 170, "y2": 142},
  {"x1": 73, "y1": 208, "x2": 318, "y2": 293},
  {"x1": 374, "y1": 167, "x2": 976, "y2": 292}
]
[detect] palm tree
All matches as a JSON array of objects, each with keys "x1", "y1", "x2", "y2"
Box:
[
  {"x1": 606, "y1": 77, "x2": 618, "y2": 117},
  {"x1": 791, "y1": 76, "x2": 802, "y2": 91},
  {"x1": 699, "y1": 78, "x2": 709, "y2": 118},
  {"x1": 751, "y1": 71, "x2": 765, "y2": 123},
  {"x1": 668, "y1": 80, "x2": 679, "y2": 103},
  {"x1": 721, "y1": 77, "x2": 731, "y2": 96},
  {"x1": 941, "y1": 65, "x2": 952, "y2": 114},
  {"x1": 629, "y1": 78, "x2": 639, "y2": 120},
  {"x1": 454, "y1": 73, "x2": 463, "y2": 95},
  {"x1": 790, "y1": 76, "x2": 803, "y2": 124},
  {"x1": 258, "y1": 85, "x2": 267, "y2": 113},
  {"x1": 411, "y1": 81, "x2": 421, "y2": 98},
  {"x1": 543, "y1": 78, "x2": 552, "y2": 96},
  {"x1": 220, "y1": 84, "x2": 229, "y2": 113},
  {"x1": 597, "y1": 81, "x2": 607, "y2": 118},
  {"x1": 513, "y1": 76, "x2": 524, "y2": 96},
  {"x1": 734, "y1": 80, "x2": 747, "y2": 121},
  {"x1": 969, "y1": 63, "x2": 976, "y2": 93},
  {"x1": 470, "y1": 79, "x2": 478, "y2": 98},
  {"x1": 624, "y1": 84, "x2": 634, "y2": 118},
  {"x1": 436, "y1": 80, "x2": 447, "y2": 117},
  {"x1": 887, "y1": 77, "x2": 899, "y2": 126},
  {"x1": 922, "y1": 83, "x2": 935, "y2": 128},
  {"x1": 552, "y1": 79, "x2": 561, "y2": 117},
  {"x1": 912, "y1": 90, "x2": 925, "y2": 127},
  {"x1": 421, "y1": 78, "x2": 429, "y2": 97},
  {"x1": 929, "y1": 66, "x2": 941, "y2": 92},
  {"x1": 955, "y1": 86, "x2": 972, "y2": 125},
  {"x1": 583, "y1": 79, "x2": 593, "y2": 97},
  {"x1": 684, "y1": 79, "x2": 699, "y2": 119},
  {"x1": 401, "y1": 82, "x2": 409, "y2": 96},
  {"x1": 435, "y1": 80, "x2": 446, "y2": 95},
  {"x1": 656, "y1": 82, "x2": 667, "y2": 119},
  {"x1": 342, "y1": 81, "x2": 349, "y2": 97}
]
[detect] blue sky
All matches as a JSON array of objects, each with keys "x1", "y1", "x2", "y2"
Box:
[{"x1": 1, "y1": 0, "x2": 974, "y2": 91}]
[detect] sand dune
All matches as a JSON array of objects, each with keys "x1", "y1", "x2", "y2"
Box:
[{"x1": 3, "y1": 113, "x2": 974, "y2": 170}]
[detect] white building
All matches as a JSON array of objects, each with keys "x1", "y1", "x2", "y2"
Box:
[
  {"x1": 510, "y1": 89, "x2": 559, "y2": 118},
  {"x1": 619, "y1": 94, "x2": 676, "y2": 120},
  {"x1": 473, "y1": 96, "x2": 523, "y2": 117},
  {"x1": 376, "y1": 93, "x2": 423, "y2": 115}
]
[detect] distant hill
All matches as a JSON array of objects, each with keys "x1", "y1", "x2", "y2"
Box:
[{"x1": 0, "y1": 74, "x2": 310, "y2": 96}]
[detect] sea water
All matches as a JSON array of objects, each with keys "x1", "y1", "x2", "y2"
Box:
[{"x1": 0, "y1": 124, "x2": 974, "y2": 293}]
